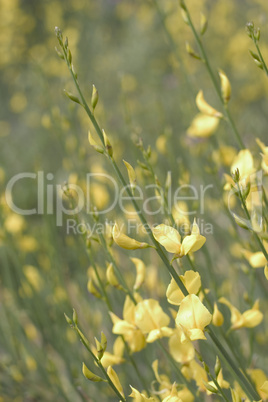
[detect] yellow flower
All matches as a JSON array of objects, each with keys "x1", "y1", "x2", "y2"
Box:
[
  {"x1": 231, "y1": 149, "x2": 255, "y2": 179},
  {"x1": 219, "y1": 297, "x2": 263, "y2": 330},
  {"x1": 187, "y1": 113, "x2": 220, "y2": 138},
  {"x1": 212, "y1": 303, "x2": 224, "y2": 326},
  {"x1": 166, "y1": 270, "x2": 201, "y2": 305},
  {"x1": 131, "y1": 258, "x2": 146, "y2": 290},
  {"x1": 134, "y1": 299, "x2": 172, "y2": 343},
  {"x1": 196, "y1": 90, "x2": 223, "y2": 117},
  {"x1": 152, "y1": 361, "x2": 194, "y2": 401},
  {"x1": 176, "y1": 294, "x2": 212, "y2": 341},
  {"x1": 162, "y1": 383, "x2": 182, "y2": 402},
  {"x1": 129, "y1": 386, "x2": 156, "y2": 401},
  {"x1": 168, "y1": 327, "x2": 195, "y2": 364},
  {"x1": 152, "y1": 219, "x2": 206, "y2": 259},
  {"x1": 242, "y1": 249, "x2": 267, "y2": 268},
  {"x1": 107, "y1": 366, "x2": 125, "y2": 398},
  {"x1": 181, "y1": 360, "x2": 208, "y2": 392},
  {"x1": 100, "y1": 337, "x2": 125, "y2": 368},
  {"x1": 110, "y1": 296, "x2": 146, "y2": 353},
  {"x1": 219, "y1": 69, "x2": 231, "y2": 103},
  {"x1": 112, "y1": 223, "x2": 150, "y2": 250}
]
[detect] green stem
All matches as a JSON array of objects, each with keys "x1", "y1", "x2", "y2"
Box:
[
  {"x1": 57, "y1": 33, "x2": 260, "y2": 401},
  {"x1": 75, "y1": 326, "x2": 127, "y2": 402},
  {"x1": 183, "y1": 4, "x2": 245, "y2": 149},
  {"x1": 207, "y1": 328, "x2": 259, "y2": 401},
  {"x1": 254, "y1": 39, "x2": 268, "y2": 76},
  {"x1": 238, "y1": 184, "x2": 268, "y2": 261}
]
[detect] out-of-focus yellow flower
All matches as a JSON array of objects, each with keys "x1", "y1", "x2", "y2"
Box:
[
  {"x1": 110, "y1": 296, "x2": 146, "y2": 353},
  {"x1": 234, "y1": 368, "x2": 268, "y2": 401},
  {"x1": 187, "y1": 113, "x2": 219, "y2": 138},
  {"x1": 168, "y1": 327, "x2": 195, "y2": 364},
  {"x1": 4, "y1": 213, "x2": 25, "y2": 234},
  {"x1": 242, "y1": 249, "x2": 267, "y2": 268},
  {"x1": 196, "y1": 90, "x2": 223, "y2": 118},
  {"x1": 181, "y1": 360, "x2": 208, "y2": 392},
  {"x1": 129, "y1": 386, "x2": 155, "y2": 401},
  {"x1": 260, "y1": 380, "x2": 268, "y2": 398},
  {"x1": 112, "y1": 223, "x2": 150, "y2": 250},
  {"x1": 219, "y1": 70, "x2": 231, "y2": 103},
  {"x1": 152, "y1": 360, "x2": 194, "y2": 401},
  {"x1": 212, "y1": 145, "x2": 236, "y2": 167},
  {"x1": 23, "y1": 265, "x2": 43, "y2": 292},
  {"x1": 176, "y1": 294, "x2": 212, "y2": 341},
  {"x1": 152, "y1": 219, "x2": 205, "y2": 259},
  {"x1": 224, "y1": 149, "x2": 255, "y2": 191},
  {"x1": 131, "y1": 258, "x2": 146, "y2": 290},
  {"x1": 248, "y1": 369, "x2": 268, "y2": 401},
  {"x1": 166, "y1": 270, "x2": 201, "y2": 305},
  {"x1": 256, "y1": 138, "x2": 268, "y2": 174},
  {"x1": 219, "y1": 297, "x2": 263, "y2": 330},
  {"x1": 172, "y1": 201, "x2": 190, "y2": 232},
  {"x1": 162, "y1": 382, "x2": 182, "y2": 402},
  {"x1": 135, "y1": 299, "x2": 172, "y2": 343},
  {"x1": 100, "y1": 337, "x2": 125, "y2": 368},
  {"x1": 212, "y1": 303, "x2": 224, "y2": 326}
]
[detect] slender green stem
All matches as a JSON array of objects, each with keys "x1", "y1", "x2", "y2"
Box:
[
  {"x1": 74, "y1": 326, "x2": 127, "y2": 401},
  {"x1": 56, "y1": 32, "x2": 261, "y2": 401},
  {"x1": 182, "y1": 3, "x2": 245, "y2": 149},
  {"x1": 253, "y1": 38, "x2": 268, "y2": 76},
  {"x1": 238, "y1": 184, "x2": 268, "y2": 261},
  {"x1": 207, "y1": 328, "x2": 259, "y2": 401}
]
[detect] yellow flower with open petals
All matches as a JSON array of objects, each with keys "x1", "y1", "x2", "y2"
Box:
[
  {"x1": 176, "y1": 294, "x2": 212, "y2": 341},
  {"x1": 110, "y1": 296, "x2": 146, "y2": 353},
  {"x1": 168, "y1": 327, "x2": 195, "y2": 364},
  {"x1": 152, "y1": 219, "x2": 206, "y2": 259},
  {"x1": 166, "y1": 270, "x2": 201, "y2": 305},
  {"x1": 134, "y1": 299, "x2": 172, "y2": 343},
  {"x1": 219, "y1": 297, "x2": 263, "y2": 330}
]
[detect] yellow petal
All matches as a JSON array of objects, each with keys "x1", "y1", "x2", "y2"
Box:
[
  {"x1": 181, "y1": 233, "x2": 206, "y2": 255},
  {"x1": 146, "y1": 327, "x2": 173, "y2": 343},
  {"x1": 218, "y1": 297, "x2": 242, "y2": 326},
  {"x1": 219, "y1": 69, "x2": 231, "y2": 103},
  {"x1": 152, "y1": 224, "x2": 181, "y2": 254},
  {"x1": 230, "y1": 149, "x2": 255, "y2": 179},
  {"x1": 212, "y1": 303, "x2": 224, "y2": 326},
  {"x1": 240, "y1": 308, "x2": 263, "y2": 328},
  {"x1": 168, "y1": 328, "x2": 195, "y2": 363},
  {"x1": 166, "y1": 270, "x2": 201, "y2": 305},
  {"x1": 135, "y1": 299, "x2": 170, "y2": 334},
  {"x1": 196, "y1": 90, "x2": 223, "y2": 118},
  {"x1": 265, "y1": 265, "x2": 268, "y2": 280},
  {"x1": 187, "y1": 113, "x2": 219, "y2": 138},
  {"x1": 176, "y1": 295, "x2": 212, "y2": 340},
  {"x1": 260, "y1": 380, "x2": 268, "y2": 396},
  {"x1": 129, "y1": 386, "x2": 155, "y2": 401},
  {"x1": 131, "y1": 258, "x2": 146, "y2": 290},
  {"x1": 112, "y1": 223, "x2": 150, "y2": 250},
  {"x1": 107, "y1": 366, "x2": 125, "y2": 398},
  {"x1": 101, "y1": 352, "x2": 125, "y2": 368},
  {"x1": 123, "y1": 160, "x2": 137, "y2": 188}
]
